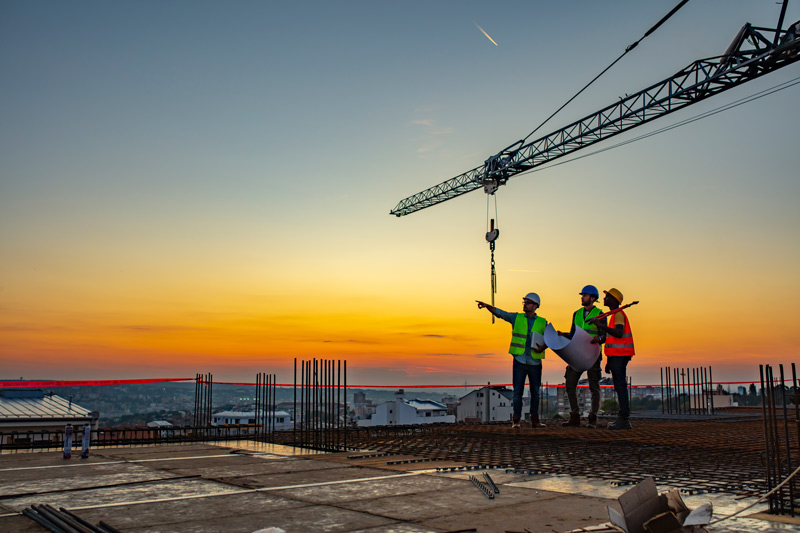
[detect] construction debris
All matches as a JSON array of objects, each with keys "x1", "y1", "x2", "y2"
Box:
[{"x1": 607, "y1": 477, "x2": 711, "y2": 533}]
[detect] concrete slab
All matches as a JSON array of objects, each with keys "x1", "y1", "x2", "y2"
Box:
[
  {"x1": 223, "y1": 465, "x2": 402, "y2": 490},
  {"x1": 349, "y1": 524, "x2": 446, "y2": 533},
  {"x1": 0, "y1": 462, "x2": 181, "y2": 498},
  {"x1": 273, "y1": 472, "x2": 464, "y2": 505},
  {"x1": 339, "y1": 481, "x2": 562, "y2": 522},
  {"x1": 152, "y1": 455, "x2": 343, "y2": 479},
  {"x1": 1, "y1": 442, "x2": 786, "y2": 533},
  {"x1": 121, "y1": 503, "x2": 397, "y2": 533},
  {"x1": 2, "y1": 478, "x2": 244, "y2": 512},
  {"x1": 97, "y1": 443, "x2": 237, "y2": 459},
  {"x1": 74, "y1": 491, "x2": 307, "y2": 531},
  {"x1": 420, "y1": 492, "x2": 616, "y2": 533}
]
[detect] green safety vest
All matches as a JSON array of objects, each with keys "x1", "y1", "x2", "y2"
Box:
[
  {"x1": 574, "y1": 307, "x2": 602, "y2": 337},
  {"x1": 509, "y1": 314, "x2": 547, "y2": 359}
]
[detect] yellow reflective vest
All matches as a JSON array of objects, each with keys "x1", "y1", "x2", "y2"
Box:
[
  {"x1": 509, "y1": 314, "x2": 547, "y2": 359},
  {"x1": 574, "y1": 307, "x2": 602, "y2": 337}
]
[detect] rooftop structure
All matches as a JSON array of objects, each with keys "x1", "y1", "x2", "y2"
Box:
[
  {"x1": 357, "y1": 395, "x2": 455, "y2": 427},
  {"x1": 0, "y1": 389, "x2": 98, "y2": 434}
]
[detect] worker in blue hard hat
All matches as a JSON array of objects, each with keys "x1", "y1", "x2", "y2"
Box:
[
  {"x1": 557, "y1": 284, "x2": 606, "y2": 428},
  {"x1": 477, "y1": 292, "x2": 548, "y2": 429}
]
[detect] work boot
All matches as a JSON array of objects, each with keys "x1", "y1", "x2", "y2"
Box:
[
  {"x1": 586, "y1": 412, "x2": 597, "y2": 429},
  {"x1": 512, "y1": 414, "x2": 521, "y2": 429},
  {"x1": 561, "y1": 412, "x2": 581, "y2": 427},
  {"x1": 607, "y1": 418, "x2": 632, "y2": 430},
  {"x1": 531, "y1": 415, "x2": 546, "y2": 428}
]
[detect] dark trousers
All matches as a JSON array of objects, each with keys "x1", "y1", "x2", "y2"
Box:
[
  {"x1": 564, "y1": 356, "x2": 601, "y2": 415},
  {"x1": 607, "y1": 356, "x2": 632, "y2": 419},
  {"x1": 512, "y1": 359, "x2": 542, "y2": 419}
]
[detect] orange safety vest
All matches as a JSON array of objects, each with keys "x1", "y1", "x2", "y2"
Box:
[{"x1": 604, "y1": 310, "x2": 635, "y2": 357}]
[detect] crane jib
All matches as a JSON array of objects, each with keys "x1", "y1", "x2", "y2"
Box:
[{"x1": 389, "y1": 21, "x2": 800, "y2": 218}]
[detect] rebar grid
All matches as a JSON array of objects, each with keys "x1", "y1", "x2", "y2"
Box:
[{"x1": 274, "y1": 417, "x2": 797, "y2": 498}]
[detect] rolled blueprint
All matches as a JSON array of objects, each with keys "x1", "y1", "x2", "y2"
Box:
[{"x1": 543, "y1": 323, "x2": 601, "y2": 372}]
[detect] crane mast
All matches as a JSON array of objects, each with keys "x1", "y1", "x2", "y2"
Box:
[{"x1": 390, "y1": 20, "x2": 800, "y2": 217}]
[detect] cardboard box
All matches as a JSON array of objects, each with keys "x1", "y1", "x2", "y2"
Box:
[{"x1": 607, "y1": 477, "x2": 711, "y2": 533}]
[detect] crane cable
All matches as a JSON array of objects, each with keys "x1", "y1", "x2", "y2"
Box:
[
  {"x1": 520, "y1": 0, "x2": 691, "y2": 145},
  {"x1": 486, "y1": 193, "x2": 499, "y2": 323},
  {"x1": 517, "y1": 74, "x2": 800, "y2": 177}
]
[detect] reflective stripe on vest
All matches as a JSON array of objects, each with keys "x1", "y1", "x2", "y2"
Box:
[
  {"x1": 605, "y1": 309, "x2": 635, "y2": 357},
  {"x1": 574, "y1": 307, "x2": 602, "y2": 336},
  {"x1": 509, "y1": 314, "x2": 547, "y2": 359}
]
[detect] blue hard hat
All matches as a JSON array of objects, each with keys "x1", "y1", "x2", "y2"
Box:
[{"x1": 579, "y1": 285, "x2": 599, "y2": 297}]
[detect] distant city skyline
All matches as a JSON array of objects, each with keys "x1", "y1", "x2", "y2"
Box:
[{"x1": 2, "y1": 1, "x2": 799, "y2": 388}]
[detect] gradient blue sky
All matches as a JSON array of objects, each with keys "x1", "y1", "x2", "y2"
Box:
[{"x1": 2, "y1": 1, "x2": 799, "y2": 387}]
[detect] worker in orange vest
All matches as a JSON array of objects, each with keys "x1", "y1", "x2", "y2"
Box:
[{"x1": 590, "y1": 288, "x2": 635, "y2": 430}]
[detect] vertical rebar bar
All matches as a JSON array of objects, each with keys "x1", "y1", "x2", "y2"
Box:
[
  {"x1": 293, "y1": 359, "x2": 297, "y2": 445},
  {"x1": 344, "y1": 360, "x2": 348, "y2": 450},
  {"x1": 306, "y1": 359, "x2": 310, "y2": 448},
  {"x1": 760, "y1": 364, "x2": 774, "y2": 513},
  {"x1": 708, "y1": 367, "x2": 714, "y2": 416},
  {"x1": 660, "y1": 368, "x2": 664, "y2": 415},
  {"x1": 769, "y1": 366, "x2": 785, "y2": 514},
  {"x1": 666, "y1": 367, "x2": 672, "y2": 414},
  {"x1": 256, "y1": 373, "x2": 261, "y2": 439},
  {"x1": 780, "y1": 364, "x2": 794, "y2": 516},
  {"x1": 313, "y1": 358, "x2": 318, "y2": 449},
  {"x1": 673, "y1": 368, "x2": 678, "y2": 413}
]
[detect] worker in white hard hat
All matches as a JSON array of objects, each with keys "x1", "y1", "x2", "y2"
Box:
[{"x1": 476, "y1": 293, "x2": 549, "y2": 428}]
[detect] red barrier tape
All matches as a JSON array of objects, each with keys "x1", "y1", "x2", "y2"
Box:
[
  {"x1": 1, "y1": 378, "x2": 762, "y2": 390},
  {"x1": 0, "y1": 378, "x2": 193, "y2": 389}
]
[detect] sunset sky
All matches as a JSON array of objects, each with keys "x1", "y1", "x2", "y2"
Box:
[{"x1": 2, "y1": 1, "x2": 799, "y2": 389}]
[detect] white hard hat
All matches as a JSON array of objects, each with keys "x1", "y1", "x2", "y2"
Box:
[{"x1": 523, "y1": 292, "x2": 540, "y2": 305}]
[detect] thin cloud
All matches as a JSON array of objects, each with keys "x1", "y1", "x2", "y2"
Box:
[
  {"x1": 417, "y1": 147, "x2": 432, "y2": 153},
  {"x1": 119, "y1": 325, "x2": 205, "y2": 332},
  {"x1": 421, "y1": 334, "x2": 445, "y2": 338},
  {"x1": 411, "y1": 119, "x2": 434, "y2": 126}
]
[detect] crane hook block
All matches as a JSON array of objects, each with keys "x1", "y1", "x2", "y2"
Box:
[{"x1": 486, "y1": 219, "x2": 499, "y2": 243}]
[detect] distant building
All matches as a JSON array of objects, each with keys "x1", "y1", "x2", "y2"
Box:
[
  {"x1": 211, "y1": 410, "x2": 292, "y2": 430},
  {"x1": 0, "y1": 389, "x2": 99, "y2": 446},
  {"x1": 353, "y1": 402, "x2": 376, "y2": 420},
  {"x1": 357, "y1": 389, "x2": 455, "y2": 427},
  {"x1": 147, "y1": 420, "x2": 174, "y2": 437},
  {"x1": 353, "y1": 391, "x2": 367, "y2": 406},
  {"x1": 442, "y1": 395, "x2": 459, "y2": 416},
  {"x1": 457, "y1": 386, "x2": 513, "y2": 423}
]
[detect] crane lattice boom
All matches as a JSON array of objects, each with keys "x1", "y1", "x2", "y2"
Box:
[{"x1": 390, "y1": 21, "x2": 800, "y2": 217}]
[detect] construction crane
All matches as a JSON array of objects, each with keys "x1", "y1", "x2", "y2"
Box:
[{"x1": 390, "y1": 12, "x2": 800, "y2": 218}]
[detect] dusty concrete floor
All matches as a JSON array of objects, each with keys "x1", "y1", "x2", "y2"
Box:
[{"x1": 0, "y1": 442, "x2": 794, "y2": 532}]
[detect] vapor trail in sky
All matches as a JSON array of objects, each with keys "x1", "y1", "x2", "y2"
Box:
[{"x1": 474, "y1": 23, "x2": 498, "y2": 46}]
